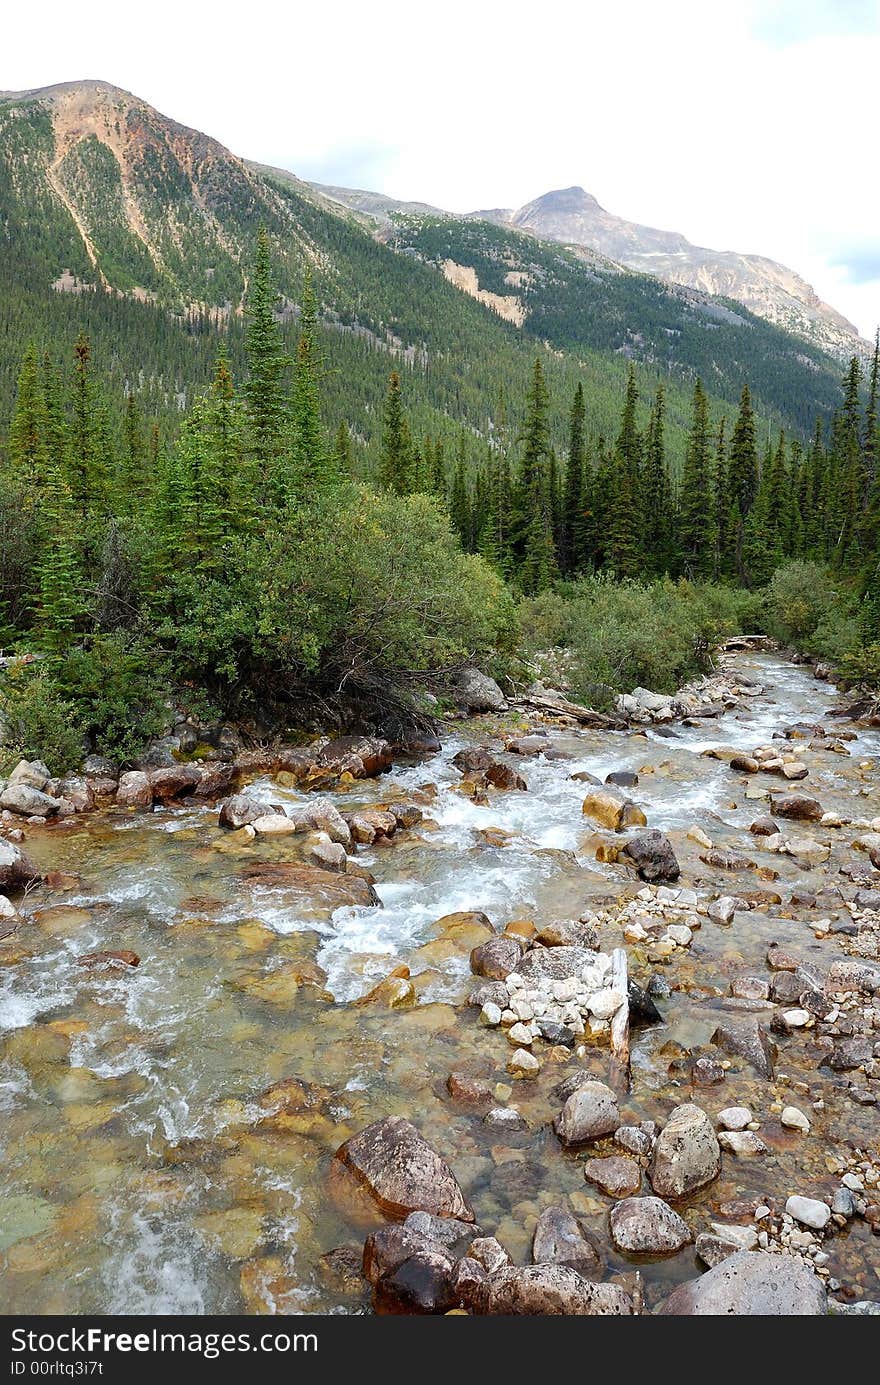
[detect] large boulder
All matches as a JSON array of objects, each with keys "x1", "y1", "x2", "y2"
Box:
[
  {"x1": 582, "y1": 789, "x2": 646, "y2": 831},
  {"x1": 453, "y1": 668, "x2": 507, "y2": 713},
  {"x1": 531, "y1": 1204, "x2": 602, "y2": 1278},
  {"x1": 472, "y1": 1264, "x2": 633, "y2": 1315},
  {"x1": 610, "y1": 1196, "x2": 692, "y2": 1254},
  {"x1": 649, "y1": 1104, "x2": 720, "y2": 1199},
  {"x1": 116, "y1": 771, "x2": 154, "y2": 810},
  {"x1": 0, "y1": 783, "x2": 60, "y2": 817},
  {"x1": 333, "y1": 1116, "x2": 474, "y2": 1221},
  {"x1": 518, "y1": 945, "x2": 598, "y2": 981},
  {"x1": 451, "y1": 746, "x2": 496, "y2": 777},
  {"x1": 621, "y1": 830, "x2": 681, "y2": 883},
  {"x1": 7, "y1": 759, "x2": 50, "y2": 790},
  {"x1": 0, "y1": 839, "x2": 39, "y2": 891},
  {"x1": 149, "y1": 765, "x2": 202, "y2": 801},
  {"x1": 658, "y1": 1250, "x2": 827, "y2": 1315},
  {"x1": 554, "y1": 1080, "x2": 620, "y2": 1146},
  {"x1": 470, "y1": 936, "x2": 522, "y2": 980},
  {"x1": 315, "y1": 736, "x2": 393, "y2": 779}
]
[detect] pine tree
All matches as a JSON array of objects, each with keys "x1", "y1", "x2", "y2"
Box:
[
  {"x1": 727, "y1": 383, "x2": 759, "y2": 580},
  {"x1": 7, "y1": 343, "x2": 48, "y2": 488},
  {"x1": 378, "y1": 371, "x2": 412, "y2": 494},
  {"x1": 333, "y1": 421, "x2": 353, "y2": 475},
  {"x1": 242, "y1": 228, "x2": 292, "y2": 502},
  {"x1": 290, "y1": 268, "x2": 329, "y2": 495},
  {"x1": 678, "y1": 380, "x2": 716, "y2": 578},
  {"x1": 118, "y1": 393, "x2": 147, "y2": 512},
  {"x1": 642, "y1": 384, "x2": 671, "y2": 574},
  {"x1": 67, "y1": 333, "x2": 108, "y2": 524},
  {"x1": 560, "y1": 382, "x2": 586, "y2": 574},
  {"x1": 37, "y1": 457, "x2": 85, "y2": 649}
]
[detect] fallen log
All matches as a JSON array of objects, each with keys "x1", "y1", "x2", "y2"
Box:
[
  {"x1": 609, "y1": 946, "x2": 631, "y2": 1093},
  {"x1": 511, "y1": 692, "x2": 627, "y2": 730}
]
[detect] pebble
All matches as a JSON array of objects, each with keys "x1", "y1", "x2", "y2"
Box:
[
  {"x1": 480, "y1": 1002, "x2": 502, "y2": 1027},
  {"x1": 507, "y1": 1048, "x2": 539, "y2": 1078},
  {"x1": 718, "y1": 1130, "x2": 768, "y2": 1157}
]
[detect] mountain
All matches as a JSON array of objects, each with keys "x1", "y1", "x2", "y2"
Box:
[
  {"x1": 480, "y1": 186, "x2": 867, "y2": 361},
  {"x1": 322, "y1": 181, "x2": 867, "y2": 362},
  {"x1": 0, "y1": 79, "x2": 855, "y2": 464}
]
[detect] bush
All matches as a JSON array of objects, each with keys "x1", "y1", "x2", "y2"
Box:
[
  {"x1": 517, "y1": 576, "x2": 752, "y2": 709},
  {"x1": 759, "y1": 561, "x2": 848, "y2": 645},
  {"x1": 0, "y1": 663, "x2": 83, "y2": 774},
  {"x1": 156, "y1": 485, "x2": 517, "y2": 727},
  {"x1": 50, "y1": 634, "x2": 173, "y2": 765}
]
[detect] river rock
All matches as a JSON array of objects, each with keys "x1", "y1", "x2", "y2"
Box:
[
  {"x1": 289, "y1": 798, "x2": 352, "y2": 847},
  {"x1": 718, "y1": 1131, "x2": 768, "y2": 1157},
  {"x1": 315, "y1": 736, "x2": 393, "y2": 778},
  {"x1": 771, "y1": 793, "x2": 823, "y2": 821},
  {"x1": 781, "y1": 1105, "x2": 811, "y2": 1133},
  {"x1": 583, "y1": 1156, "x2": 641, "y2": 1197},
  {"x1": 650, "y1": 1103, "x2": 720, "y2": 1198},
  {"x1": 711, "y1": 1017, "x2": 776, "y2": 1077},
  {"x1": 0, "y1": 783, "x2": 60, "y2": 816},
  {"x1": 216, "y1": 793, "x2": 261, "y2": 829},
  {"x1": 535, "y1": 919, "x2": 599, "y2": 949},
  {"x1": 606, "y1": 770, "x2": 639, "y2": 788},
  {"x1": 0, "y1": 840, "x2": 39, "y2": 891},
  {"x1": 531, "y1": 1204, "x2": 602, "y2": 1277},
  {"x1": 658, "y1": 1250, "x2": 827, "y2": 1315},
  {"x1": 470, "y1": 937, "x2": 522, "y2": 980},
  {"x1": 374, "y1": 1246, "x2": 456, "y2": 1314},
  {"x1": 707, "y1": 895, "x2": 739, "y2": 925},
  {"x1": 784, "y1": 1195, "x2": 831, "y2": 1230},
  {"x1": 149, "y1": 765, "x2": 202, "y2": 800},
  {"x1": 582, "y1": 789, "x2": 646, "y2": 831},
  {"x1": 453, "y1": 668, "x2": 507, "y2": 713},
  {"x1": 116, "y1": 771, "x2": 154, "y2": 810},
  {"x1": 517, "y1": 945, "x2": 598, "y2": 982},
  {"x1": 716, "y1": 1106, "x2": 752, "y2": 1131},
  {"x1": 507, "y1": 1048, "x2": 539, "y2": 1078},
  {"x1": 609, "y1": 1196, "x2": 692, "y2": 1254},
  {"x1": 554, "y1": 1080, "x2": 619, "y2": 1145},
  {"x1": 484, "y1": 762, "x2": 528, "y2": 791},
  {"x1": 621, "y1": 829, "x2": 680, "y2": 883},
  {"x1": 334, "y1": 1116, "x2": 473, "y2": 1221},
  {"x1": 472, "y1": 1264, "x2": 633, "y2": 1315}
]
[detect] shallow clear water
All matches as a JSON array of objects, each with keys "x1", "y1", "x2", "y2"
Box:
[{"x1": 1, "y1": 654, "x2": 878, "y2": 1313}]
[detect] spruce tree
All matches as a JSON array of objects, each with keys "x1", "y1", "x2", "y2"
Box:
[
  {"x1": 560, "y1": 382, "x2": 586, "y2": 574},
  {"x1": 8, "y1": 343, "x2": 48, "y2": 487},
  {"x1": 378, "y1": 371, "x2": 412, "y2": 494},
  {"x1": 242, "y1": 229, "x2": 292, "y2": 502},
  {"x1": 678, "y1": 380, "x2": 716, "y2": 578}
]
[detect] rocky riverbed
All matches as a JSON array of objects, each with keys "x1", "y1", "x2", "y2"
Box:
[{"x1": 0, "y1": 651, "x2": 878, "y2": 1314}]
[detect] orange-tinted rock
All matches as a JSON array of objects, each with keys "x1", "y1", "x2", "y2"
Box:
[{"x1": 333, "y1": 1116, "x2": 474, "y2": 1221}]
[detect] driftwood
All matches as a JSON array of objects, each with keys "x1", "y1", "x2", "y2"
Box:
[
  {"x1": 609, "y1": 947, "x2": 631, "y2": 1093},
  {"x1": 511, "y1": 691, "x2": 627, "y2": 730}
]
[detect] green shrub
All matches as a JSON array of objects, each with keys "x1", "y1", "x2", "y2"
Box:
[
  {"x1": 50, "y1": 634, "x2": 173, "y2": 765},
  {"x1": 517, "y1": 576, "x2": 751, "y2": 709},
  {"x1": 759, "y1": 561, "x2": 847, "y2": 645},
  {"x1": 0, "y1": 663, "x2": 83, "y2": 774}
]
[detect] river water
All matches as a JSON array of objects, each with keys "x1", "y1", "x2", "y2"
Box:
[{"x1": 1, "y1": 654, "x2": 878, "y2": 1313}]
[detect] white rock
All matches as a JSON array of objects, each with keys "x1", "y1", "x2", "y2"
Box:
[
  {"x1": 782, "y1": 1008, "x2": 811, "y2": 1028},
  {"x1": 480, "y1": 1002, "x2": 502, "y2": 1027},
  {"x1": 687, "y1": 826, "x2": 713, "y2": 849},
  {"x1": 781, "y1": 1105, "x2": 811, "y2": 1133},
  {"x1": 507, "y1": 1048, "x2": 539, "y2": 1078},
  {"x1": 718, "y1": 1131, "x2": 768, "y2": 1157},
  {"x1": 587, "y1": 987, "x2": 625, "y2": 1020},
  {"x1": 708, "y1": 896, "x2": 738, "y2": 925},
  {"x1": 507, "y1": 1022, "x2": 533, "y2": 1046},
  {"x1": 663, "y1": 924, "x2": 693, "y2": 947},
  {"x1": 785, "y1": 1196, "x2": 831, "y2": 1230},
  {"x1": 709, "y1": 1222, "x2": 758, "y2": 1251},
  {"x1": 250, "y1": 813, "x2": 297, "y2": 835},
  {"x1": 0, "y1": 895, "x2": 17, "y2": 920},
  {"x1": 717, "y1": 1106, "x2": 753, "y2": 1131},
  {"x1": 510, "y1": 997, "x2": 534, "y2": 1022}
]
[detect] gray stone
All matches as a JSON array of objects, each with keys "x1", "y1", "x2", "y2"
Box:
[
  {"x1": 621, "y1": 829, "x2": 681, "y2": 883},
  {"x1": 610, "y1": 1196, "x2": 692, "y2": 1254},
  {"x1": 531, "y1": 1204, "x2": 602, "y2": 1278},
  {"x1": 650, "y1": 1103, "x2": 720, "y2": 1198},
  {"x1": 453, "y1": 668, "x2": 507, "y2": 713},
  {"x1": 785, "y1": 1195, "x2": 831, "y2": 1230},
  {"x1": 0, "y1": 783, "x2": 59, "y2": 817},
  {"x1": 711, "y1": 1017, "x2": 776, "y2": 1077},
  {"x1": 472, "y1": 1264, "x2": 633, "y2": 1315},
  {"x1": 554, "y1": 1081, "x2": 620, "y2": 1146},
  {"x1": 658, "y1": 1250, "x2": 826, "y2": 1315}
]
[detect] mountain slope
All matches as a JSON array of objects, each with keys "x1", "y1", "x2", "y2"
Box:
[
  {"x1": 480, "y1": 186, "x2": 867, "y2": 361},
  {"x1": 0, "y1": 79, "x2": 854, "y2": 463}
]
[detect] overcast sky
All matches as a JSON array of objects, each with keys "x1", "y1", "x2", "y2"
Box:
[{"x1": 5, "y1": 0, "x2": 880, "y2": 338}]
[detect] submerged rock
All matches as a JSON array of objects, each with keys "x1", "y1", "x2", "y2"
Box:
[
  {"x1": 0, "y1": 840, "x2": 39, "y2": 892},
  {"x1": 531, "y1": 1204, "x2": 602, "y2": 1278},
  {"x1": 711, "y1": 1017, "x2": 776, "y2": 1078},
  {"x1": 333, "y1": 1116, "x2": 474, "y2": 1222}
]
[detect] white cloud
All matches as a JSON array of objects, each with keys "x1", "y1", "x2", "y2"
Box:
[{"x1": 4, "y1": 0, "x2": 879, "y2": 336}]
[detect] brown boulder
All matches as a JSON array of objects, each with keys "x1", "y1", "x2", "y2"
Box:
[
  {"x1": 116, "y1": 771, "x2": 154, "y2": 810},
  {"x1": 470, "y1": 936, "x2": 523, "y2": 979},
  {"x1": 316, "y1": 736, "x2": 393, "y2": 778},
  {"x1": 239, "y1": 861, "x2": 380, "y2": 909},
  {"x1": 770, "y1": 794, "x2": 823, "y2": 822},
  {"x1": 76, "y1": 950, "x2": 140, "y2": 971},
  {"x1": 149, "y1": 765, "x2": 202, "y2": 801},
  {"x1": 333, "y1": 1116, "x2": 474, "y2": 1221}
]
